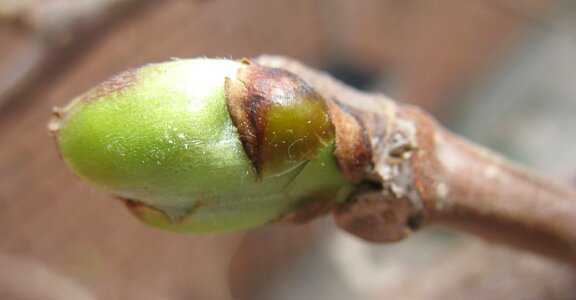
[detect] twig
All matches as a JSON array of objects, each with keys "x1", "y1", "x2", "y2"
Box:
[
  {"x1": 256, "y1": 55, "x2": 576, "y2": 266},
  {"x1": 51, "y1": 55, "x2": 576, "y2": 265}
]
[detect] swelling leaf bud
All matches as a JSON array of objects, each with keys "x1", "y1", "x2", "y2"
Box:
[{"x1": 50, "y1": 58, "x2": 355, "y2": 233}]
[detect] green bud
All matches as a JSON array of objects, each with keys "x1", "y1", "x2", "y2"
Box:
[{"x1": 50, "y1": 58, "x2": 354, "y2": 233}]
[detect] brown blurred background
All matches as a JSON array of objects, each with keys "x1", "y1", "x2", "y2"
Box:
[{"x1": 1, "y1": 0, "x2": 576, "y2": 299}]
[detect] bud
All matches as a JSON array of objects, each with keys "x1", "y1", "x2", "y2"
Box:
[{"x1": 50, "y1": 58, "x2": 354, "y2": 233}]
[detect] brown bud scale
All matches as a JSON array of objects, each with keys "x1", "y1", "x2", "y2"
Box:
[{"x1": 225, "y1": 61, "x2": 334, "y2": 175}]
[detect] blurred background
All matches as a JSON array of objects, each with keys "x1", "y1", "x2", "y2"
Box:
[{"x1": 1, "y1": 0, "x2": 576, "y2": 299}]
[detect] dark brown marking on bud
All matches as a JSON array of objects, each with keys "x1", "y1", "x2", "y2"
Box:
[
  {"x1": 123, "y1": 198, "x2": 148, "y2": 211},
  {"x1": 225, "y1": 76, "x2": 260, "y2": 171},
  {"x1": 49, "y1": 68, "x2": 139, "y2": 138},
  {"x1": 121, "y1": 197, "x2": 209, "y2": 223},
  {"x1": 122, "y1": 197, "x2": 171, "y2": 221},
  {"x1": 82, "y1": 68, "x2": 138, "y2": 102},
  {"x1": 225, "y1": 63, "x2": 335, "y2": 175},
  {"x1": 277, "y1": 189, "x2": 340, "y2": 224},
  {"x1": 327, "y1": 99, "x2": 371, "y2": 183}
]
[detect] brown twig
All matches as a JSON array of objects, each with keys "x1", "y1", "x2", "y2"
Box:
[{"x1": 256, "y1": 55, "x2": 576, "y2": 266}]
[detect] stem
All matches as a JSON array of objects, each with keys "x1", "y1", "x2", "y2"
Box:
[
  {"x1": 256, "y1": 56, "x2": 576, "y2": 266},
  {"x1": 407, "y1": 106, "x2": 576, "y2": 265}
]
